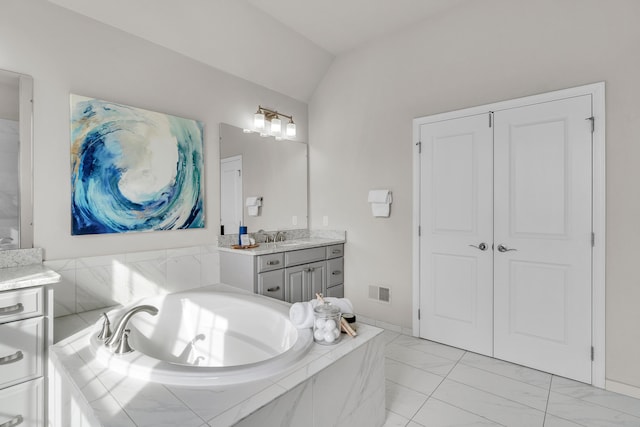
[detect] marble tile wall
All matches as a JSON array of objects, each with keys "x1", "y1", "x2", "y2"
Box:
[{"x1": 45, "y1": 245, "x2": 220, "y2": 318}]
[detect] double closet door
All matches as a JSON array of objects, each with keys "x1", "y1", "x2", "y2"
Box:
[{"x1": 418, "y1": 95, "x2": 593, "y2": 383}]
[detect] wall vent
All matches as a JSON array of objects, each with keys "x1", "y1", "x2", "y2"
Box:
[{"x1": 369, "y1": 285, "x2": 391, "y2": 303}]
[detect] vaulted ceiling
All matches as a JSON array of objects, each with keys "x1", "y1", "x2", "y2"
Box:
[{"x1": 47, "y1": 0, "x2": 468, "y2": 101}]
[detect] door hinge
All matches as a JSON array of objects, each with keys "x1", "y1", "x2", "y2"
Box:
[
  {"x1": 489, "y1": 111, "x2": 494, "y2": 128},
  {"x1": 586, "y1": 116, "x2": 595, "y2": 133},
  {"x1": 591, "y1": 232, "x2": 595, "y2": 247},
  {"x1": 591, "y1": 346, "x2": 594, "y2": 361},
  {"x1": 416, "y1": 141, "x2": 422, "y2": 153},
  {"x1": 418, "y1": 309, "x2": 421, "y2": 320}
]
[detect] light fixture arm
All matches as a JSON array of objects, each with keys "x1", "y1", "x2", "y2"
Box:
[{"x1": 257, "y1": 105, "x2": 294, "y2": 124}]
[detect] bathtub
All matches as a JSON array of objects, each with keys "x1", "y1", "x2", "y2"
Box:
[{"x1": 89, "y1": 289, "x2": 313, "y2": 386}]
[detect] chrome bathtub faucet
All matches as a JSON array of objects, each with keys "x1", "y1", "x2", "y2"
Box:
[{"x1": 104, "y1": 304, "x2": 158, "y2": 355}]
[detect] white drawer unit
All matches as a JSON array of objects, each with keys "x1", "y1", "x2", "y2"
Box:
[
  {"x1": 0, "y1": 377, "x2": 44, "y2": 427},
  {"x1": 0, "y1": 285, "x2": 49, "y2": 427},
  {"x1": 0, "y1": 317, "x2": 43, "y2": 389},
  {"x1": 0, "y1": 287, "x2": 44, "y2": 324}
]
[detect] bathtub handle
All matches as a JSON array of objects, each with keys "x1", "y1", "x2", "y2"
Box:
[
  {"x1": 266, "y1": 286, "x2": 281, "y2": 292},
  {"x1": 0, "y1": 415, "x2": 23, "y2": 427}
]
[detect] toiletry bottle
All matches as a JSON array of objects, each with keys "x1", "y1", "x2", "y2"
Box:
[{"x1": 239, "y1": 225, "x2": 248, "y2": 246}]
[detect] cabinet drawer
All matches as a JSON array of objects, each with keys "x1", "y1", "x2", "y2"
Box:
[
  {"x1": 327, "y1": 258, "x2": 344, "y2": 288},
  {"x1": 0, "y1": 287, "x2": 44, "y2": 324},
  {"x1": 257, "y1": 270, "x2": 285, "y2": 301},
  {"x1": 285, "y1": 247, "x2": 325, "y2": 267},
  {"x1": 0, "y1": 317, "x2": 43, "y2": 390},
  {"x1": 0, "y1": 377, "x2": 43, "y2": 426},
  {"x1": 257, "y1": 253, "x2": 284, "y2": 273},
  {"x1": 326, "y1": 244, "x2": 344, "y2": 259},
  {"x1": 326, "y1": 284, "x2": 344, "y2": 298}
]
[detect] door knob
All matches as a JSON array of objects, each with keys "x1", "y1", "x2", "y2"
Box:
[
  {"x1": 497, "y1": 244, "x2": 517, "y2": 252},
  {"x1": 469, "y1": 243, "x2": 487, "y2": 251}
]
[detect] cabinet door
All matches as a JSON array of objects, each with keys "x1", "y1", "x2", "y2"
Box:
[
  {"x1": 0, "y1": 377, "x2": 43, "y2": 427},
  {"x1": 307, "y1": 261, "x2": 326, "y2": 301},
  {"x1": 418, "y1": 113, "x2": 494, "y2": 356},
  {"x1": 327, "y1": 258, "x2": 343, "y2": 288},
  {"x1": 285, "y1": 265, "x2": 306, "y2": 303},
  {"x1": 0, "y1": 316, "x2": 43, "y2": 389},
  {"x1": 257, "y1": 270, "x2": 285, "y2": 301}
]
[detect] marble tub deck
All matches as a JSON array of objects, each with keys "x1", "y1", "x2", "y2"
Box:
[{"x1": 50, "y1": 299, "x2": 385, "y2": 427}]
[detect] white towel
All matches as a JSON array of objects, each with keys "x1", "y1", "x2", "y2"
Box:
[
  {"x1": 368, "y1": 190, "x2": 392, "y2": 217},
  {"x1": 371, "y1": 203, "x2": 390, "y2": 217},
  {"x1": 367, "y1": 190, "x2": 392, "y2": 204},
  {"x1": 289, "y1": 297, "x2": 354, "y2": 329},
  {"x1": 246, "y1": 196, "x2": 262, "y2": 207}
]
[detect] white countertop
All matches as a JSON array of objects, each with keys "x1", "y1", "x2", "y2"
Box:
[
  {"x1": 50, "y1": 284, "x2": 382, "y2": 427},
  {"x1": 217, "y1": 237, "x2": 345, "y2": 256},
  {"x1": 0, "y1": 263, "x2": 61, "y2": 291}
]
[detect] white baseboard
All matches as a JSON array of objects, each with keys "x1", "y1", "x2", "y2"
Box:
[{"x1": 605, "y1": 379, "x2": 640, "y2": 399}]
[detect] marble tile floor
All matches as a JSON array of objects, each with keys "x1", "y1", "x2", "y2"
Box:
[
  {"x1": 381, "y1": 330, "x2": 640, "y2": 427},
  {"x1": 55, "y1": 314, "x2": 640, "y2": 427}
]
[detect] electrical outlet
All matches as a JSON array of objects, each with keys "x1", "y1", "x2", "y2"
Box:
[
  {"x1": 292, "y1": 215, "x2": 297, "y2": 226},
  {"x1": 322, "y1": 216, "x2": 329, "y2": 226}
]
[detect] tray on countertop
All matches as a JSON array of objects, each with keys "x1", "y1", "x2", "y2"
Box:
[{"x1": 231, "y1": 244, "x2": 260, "y2": 250}]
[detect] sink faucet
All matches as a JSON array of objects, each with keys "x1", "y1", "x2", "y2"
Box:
[
  {"x1": 275, "y1": 231, "x2": 286, "y2": 242},
  {"x1": 104, "y1": 304, "x2": 158, "y2": 354}
]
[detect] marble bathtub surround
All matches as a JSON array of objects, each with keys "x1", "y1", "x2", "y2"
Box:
[
  {"x1": 50, "y1": 289, "x2": 386, "y2": 427},
  {"x1": 45, "y1": 244, "x2": 220, "y2": 318}
]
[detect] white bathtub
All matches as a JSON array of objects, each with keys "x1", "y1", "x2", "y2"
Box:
[{"x1": 89, "y1": 288, "x2": 313, "y2": 386}]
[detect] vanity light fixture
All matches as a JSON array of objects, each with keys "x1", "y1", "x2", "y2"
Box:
[{"x1": 252, "y1": 105, "x2": 296, "y2": 139}]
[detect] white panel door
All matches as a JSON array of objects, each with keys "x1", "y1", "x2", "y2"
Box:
[
  {"x1": 419, "y1": 114, "x2": 494, "y2": 356},
  {"x1": 220, "y1": 156, "x2": 243, "y2": 234},
  {"x1": 493, "y1": 95, "x2": 593, "y2": 383}
]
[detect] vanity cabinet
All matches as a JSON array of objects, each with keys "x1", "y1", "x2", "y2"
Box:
[
  {"x1": 284, "y1": 261, "x2": 326, "y2": 303},
  {"x1": 0, "y1": 286, "x2": 46, "y2": 426},
  {"x1": 220, "y1": 242, "x2": 345, "y2": 303}
]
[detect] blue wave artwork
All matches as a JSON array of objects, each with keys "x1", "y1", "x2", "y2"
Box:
[{"x1": 70, "y1": 95, "x2": 204, "y2": 235}]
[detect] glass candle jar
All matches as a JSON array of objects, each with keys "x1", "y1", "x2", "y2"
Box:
[{"x1": 313, "y1": 302, "x2": 342, "y2": 345}]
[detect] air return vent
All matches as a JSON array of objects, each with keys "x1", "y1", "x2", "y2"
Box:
[{"x1": 369, "y1": 285, "x2": 391, "y2": 303}]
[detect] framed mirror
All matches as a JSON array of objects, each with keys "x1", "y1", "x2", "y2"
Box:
[
  {"x1": 219, "y1": 123, "x2": 307, "y2": 234},
  {"x1": 0, "y1": 69, "x2": 33, "y2": 249}
]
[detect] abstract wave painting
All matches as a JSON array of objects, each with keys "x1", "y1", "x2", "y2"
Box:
[{"x1": 70, "y1": 95, "x2": 204, "y2": 235}]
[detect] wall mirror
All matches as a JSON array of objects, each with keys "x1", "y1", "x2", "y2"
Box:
[
  {"x1": 219, "y1": 123, "x2": 307, "y2": 234},
  {"x1": 0, "y1": 69, "x2": 33, "y2": 249}
]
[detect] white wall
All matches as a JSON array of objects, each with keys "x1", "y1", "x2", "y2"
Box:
[
  {"x1": 309, "y1": 0, "x2": 640, "y2": 388},
  {"x1": 0, "y1": 0, "x2": 307, "y2": 261}
]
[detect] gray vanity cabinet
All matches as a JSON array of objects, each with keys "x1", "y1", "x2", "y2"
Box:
[
  {"x1": 220, "y1": 242, "x2": 344, "y2": 303},
  {"x1": 325, "y1": 244, "x2": 344, "y2": 298},
  {"x1": 284, "y1": 261, "x2": 326, "y2": 303},
  {"x1": 257, "y1": 269, "x2": 285, "y2": 301}
]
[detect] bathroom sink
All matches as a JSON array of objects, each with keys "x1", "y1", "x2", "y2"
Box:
[{"x1": 275, "y1": 240, "x2": 307, "y2": 247}]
